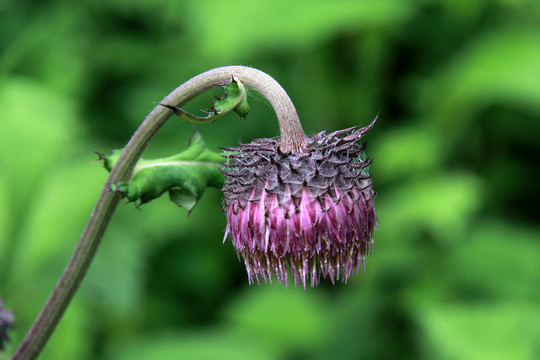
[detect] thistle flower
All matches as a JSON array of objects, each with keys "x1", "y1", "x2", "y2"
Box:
[
  {"x1": 0, "y1": 300, "x2": 14, "y2": 351},
  {"x1": 221, "y1": 118, "x2": 377, "y2": 288}
]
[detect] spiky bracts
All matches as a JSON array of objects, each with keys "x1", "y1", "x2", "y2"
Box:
[{"x1": 221, "y1": 119, "x2": 377, "y2": 288}]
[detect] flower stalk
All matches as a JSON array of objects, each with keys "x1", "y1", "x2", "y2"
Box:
[{"x1": 11, "y1": 66, "x2": 307, "y2": 360}]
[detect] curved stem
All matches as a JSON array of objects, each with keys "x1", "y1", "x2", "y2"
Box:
[
  {"x1": 169, "y1": 66, "x2": 308, "y2": 152},
  {"x1": 10, "y1": 66, "x2": 307, "y2": 360}
]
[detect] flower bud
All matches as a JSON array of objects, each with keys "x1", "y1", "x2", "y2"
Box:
[{"x1": 221, "y1": 120, "x2": 377, "y2": 288}]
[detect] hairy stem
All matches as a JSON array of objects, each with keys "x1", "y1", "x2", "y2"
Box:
[{"x1": 10, "y1": 66, "x2": 307, "y2": 360}]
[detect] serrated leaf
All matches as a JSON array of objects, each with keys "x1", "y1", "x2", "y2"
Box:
[
  {"x1": 161, "y1": 78, "x2": 249, "y2": 124},
  {"x1": 102, "y1": 132, "x2": 224, "y2": 212}
]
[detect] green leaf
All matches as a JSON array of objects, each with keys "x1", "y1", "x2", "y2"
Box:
[
  {"x1": 161, "y1": 77, "x2": 249, "y2": 124},
  {"x1": 102, "y1": 131, "x2": 224, "y2": 212},
  {"x1": 214, "y1": 78, "x2": 250, "y2": 118},
  {"x1": 169, "y1": 188, "x2": 197, "y2": 212}
]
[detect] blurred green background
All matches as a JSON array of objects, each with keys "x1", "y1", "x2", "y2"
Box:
[{"x1": 1, "y1": 0, "x2": 540, "y2": 359}]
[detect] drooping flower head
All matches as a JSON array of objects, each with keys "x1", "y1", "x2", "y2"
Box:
[{"x1": 221, "y1": 118, "x2": 377, "y2": 288}]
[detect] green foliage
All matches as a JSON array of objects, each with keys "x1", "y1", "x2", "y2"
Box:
[
  {"x1": 1, "y1": 1, "x2": 539, "y2": 359},
  {"x1": 102, "y1": 132, "x2": 224, "y2": 211},
  {"x1": 419, "y1": 304, "x2": 540, "y2": 360},
  {"x1": 214, "y1": 79, "x2": 250, "y2": 118},
  {"x1": 162, "y1": 78, "x2": 250, "y2": 124}
]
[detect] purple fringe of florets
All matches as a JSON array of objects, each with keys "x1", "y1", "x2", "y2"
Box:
[{"x1": 221, "y1": 119, "x2": 377, "y2": 288}]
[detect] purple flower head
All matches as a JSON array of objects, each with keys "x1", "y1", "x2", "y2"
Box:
[
  {"x1": 221, "y1": 118, "x2": 378, "y2": 288},
  {"x1": 0, "y1": 300, "x2": 14, "y2": 351}
]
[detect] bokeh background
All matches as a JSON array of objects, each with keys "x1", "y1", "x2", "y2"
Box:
[{"x1": 1, "y1": 0, "x2": 540, "y2": 359}]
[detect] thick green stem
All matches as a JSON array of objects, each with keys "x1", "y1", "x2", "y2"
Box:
[{"x1": 10, "y1": 66, "x2": 307, "y2": 360}]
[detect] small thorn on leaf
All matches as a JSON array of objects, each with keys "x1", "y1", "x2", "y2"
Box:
[
  {"x1": 93, "y1": 151, "x2": 106, "y2": 161},
  {"x1": 159, "y1": 103, "x2": 183, "y2": 115},
  {"x1": 111, "y1": 182, "x2": 126, "y2": 199}
]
